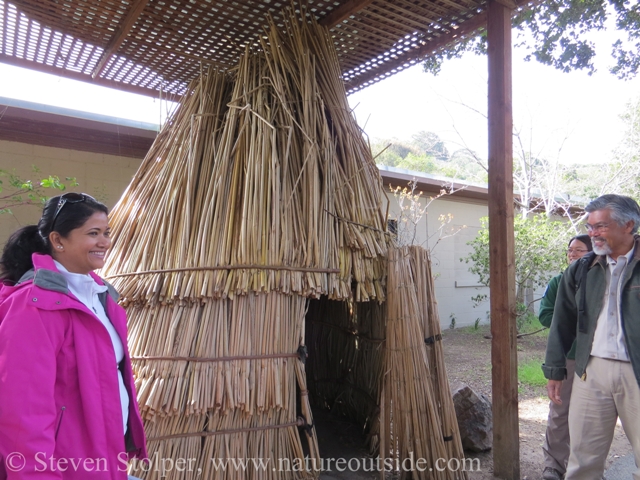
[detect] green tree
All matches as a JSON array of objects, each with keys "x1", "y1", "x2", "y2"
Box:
[
  {"x1": 449, "y1": 148, "x2": 488, "y2": 183},
  {"x1": 372, "y1": 139, "x2": 417, "y2": 167},
  {"x1": 463, "y1": 214, "x2": 571, "y2": 305},
  {"x1": 411, "y1": 131, "x2": 450, "y2": 161},
  {"x1": 562, "y1": 96, "x2": 640, "y2": 201},
  {"x1": 424, "y1": 0, "x2": 640, "y2": 79},
  {"x1": 396, "y1": 151, "x2": 437, "y2": 173},
  {"x1": 0, "y1": 168, "x2": 77, "y2": 214}
]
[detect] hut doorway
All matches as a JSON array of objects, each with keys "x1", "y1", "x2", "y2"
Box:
[{"x1": 303, "y1": 297, "x2": 385, "y2": 476}]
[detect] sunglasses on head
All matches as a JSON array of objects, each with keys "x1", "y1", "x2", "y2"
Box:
[{"x1": 50, "y1": 193, "x2": 94, "y2": 231}]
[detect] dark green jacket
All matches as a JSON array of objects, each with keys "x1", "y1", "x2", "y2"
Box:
[
  {"x1": 543, "y1": 236, "x2": 640, "y2": 386},
  {"x1": 539, "y1": 273, "x2": 577, "y2": 359}
]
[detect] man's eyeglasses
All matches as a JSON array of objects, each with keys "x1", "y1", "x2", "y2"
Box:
[
  {"x1": 585, "y1": 222, "x2": 610, "y2": 233},
  {"x1": 567, "y1": 248, "x2": 588, "y2": 254},
  {"x1": 50, "y1": 193, "x2": 90, "y2": 231}
]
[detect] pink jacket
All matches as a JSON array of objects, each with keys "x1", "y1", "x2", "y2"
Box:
[{"x1": 0, "y1": 254, "x2": 147, "y2": 479}]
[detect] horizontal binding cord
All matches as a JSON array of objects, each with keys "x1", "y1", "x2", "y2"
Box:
[
  {"x1": 148, "y1": 417, "x2": 309, "y2": 442},
  {"x1": 443, "y1": 435, "x2": 454, "y2": 442},
  {"x1": 104, "y1": 265, "x2": 341, "y2": 279},
  {"x1": 424, "y1": 333, "x2": 442, "y2": 345},
  {"x1": 131, "y1": 352, "x2": 300, "y2": 362},
  {"x1": 323, "y1": 209, "x2": 388, "y2": 234}
]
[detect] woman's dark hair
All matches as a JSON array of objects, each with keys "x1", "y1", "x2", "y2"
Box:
[
  {"x1": 0, "y1": 193, "x2": 108, "y2": 282},
  {"x1": 568, "y1": 234, "x2": 593, "y2": 252}
]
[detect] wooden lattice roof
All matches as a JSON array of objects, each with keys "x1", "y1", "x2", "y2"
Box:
[{"x1": 0, "y1": 0, "x2": 513, "y2": 98}]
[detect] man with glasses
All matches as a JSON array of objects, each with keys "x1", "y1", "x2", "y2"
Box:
[
  {"x1": 540, "y1": 235, "x2": 592, "y2": 480},
  {"x1": 543, "y1": 194, "x2": 640, "y2": 479}
]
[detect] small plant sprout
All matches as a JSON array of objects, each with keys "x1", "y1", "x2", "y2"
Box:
[
  {"x1": 0, "y1": 167, "x2": 78, "y2": 214},
  {"x1": 389, "y1": 178, "x2": 467, "y2": 248}
]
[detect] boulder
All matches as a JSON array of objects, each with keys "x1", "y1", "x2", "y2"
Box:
[{"x1": 451, "y1": 382, "x2": 493, "y2": 452}]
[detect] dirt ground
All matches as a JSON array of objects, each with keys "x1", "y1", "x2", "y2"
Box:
[
  {"x1": 442, "y1": 325, "x2": 633, "y2": 480},
  {"x1": 312, "y1": 324, "x2": 633, "y2": 479}
]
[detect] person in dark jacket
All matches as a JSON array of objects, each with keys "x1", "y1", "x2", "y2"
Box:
[
  {"x1": 544, "y1": 194, "x2": 640, "y2": 480},
  {"x1": 540, "y1": 234, "x2": 592, "y2": 480},
  {"x1": 0, "y1": 193, "x2": 147, "y2": 480}
]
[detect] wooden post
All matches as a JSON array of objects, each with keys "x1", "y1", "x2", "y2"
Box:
[{"x1": 487, "y1": 0, "x2": 519, "y2": 479}]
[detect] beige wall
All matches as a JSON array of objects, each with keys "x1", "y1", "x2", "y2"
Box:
[
  {"x1": 0, "y1": 139, "x2": 142, "y2": 245},
  {"x1": 385, "y1": 190, "x2": 491, "y2": 328}
]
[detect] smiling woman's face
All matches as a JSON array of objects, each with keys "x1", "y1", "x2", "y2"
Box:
[
  {"x1": 567, "y1": 239, "x2": 589, "y2": 264},
  {"x1": 51, "y1": 211, "x2": 111, "y2": 274}
]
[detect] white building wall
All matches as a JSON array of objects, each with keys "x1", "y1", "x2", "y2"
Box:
[{"x1": 385, "y1": 190, "x2": 490, "y2": 328}]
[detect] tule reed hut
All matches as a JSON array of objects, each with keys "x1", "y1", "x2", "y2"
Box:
[{"x1": 102, "y1": 10, "x2": 466, "y2": 480}]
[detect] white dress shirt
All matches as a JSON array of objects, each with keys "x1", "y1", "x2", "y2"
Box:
[
  {"x1": 590, "y1": 247, "x2": 634, "y2": 362},
  {"x1": 54, "y1": 261, "x2": 130, "y2": 433}
]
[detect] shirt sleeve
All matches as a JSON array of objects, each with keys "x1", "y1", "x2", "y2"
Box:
[
  {"x1": 543, "y1": 263, "x2": 579, "y2": 380},
  {"x1": 538, "y1": 274, "x2": 561, "y2": 328}
]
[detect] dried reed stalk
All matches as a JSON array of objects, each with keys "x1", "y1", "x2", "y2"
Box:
[{"x1": 129, "y1": 293, "x2": 315, "y2": 480}]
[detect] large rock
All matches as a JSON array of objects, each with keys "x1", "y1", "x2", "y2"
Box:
[{"x1": 452, "y1": 382, "x2": 493, "y2": 452}]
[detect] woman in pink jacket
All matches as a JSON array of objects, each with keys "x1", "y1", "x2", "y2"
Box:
[{"x1": 0, "y1": 193, "x2": 147, "y2": 479}]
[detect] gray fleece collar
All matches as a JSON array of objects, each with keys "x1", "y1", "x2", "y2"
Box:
[{"x1": 18, "y1": 268, "x2": 119, "y2": 302}]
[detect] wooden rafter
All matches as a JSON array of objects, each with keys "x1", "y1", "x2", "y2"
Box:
[
  {"x1": 91, "y1": 0, "x2": 152, "y2": 79},
  {"x1": 319, "y1": 0, "x2": 376, "y2": 27},
  {"x1": 4, "y1": 0, "x2": 510, "y2": 96},
  {"x1": 0, "y1": 54, "x2": 173, "y2": 99}
]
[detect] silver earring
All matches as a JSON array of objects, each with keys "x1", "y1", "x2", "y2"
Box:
[{"x1": 57, "y1": 246, "x2": 63, "y2": 250}]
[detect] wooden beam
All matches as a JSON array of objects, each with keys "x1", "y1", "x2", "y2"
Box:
[
  {"x1": 319, "y1": 0, "x2": 376, "y2": 27},
  {"x1": 0, "y1": 54, "x2": 170, "y2": 99},
  {"x1": 486, "y1": 0, "x2": 519, "y2": 478},
  {"x1": 493, "y1": 0, "x2": 518, "y2": 9},
  {"x1": 91, "y1": 0, "x2": 152, "y2": 79}
]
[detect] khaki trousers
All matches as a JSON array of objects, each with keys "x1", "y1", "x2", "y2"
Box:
[
  {"x1": 543, "y1": 359, "x2": 575, "y2": 474},
  {"x1": 566, "y1": 356, "x2": 640, "y2": 480}
]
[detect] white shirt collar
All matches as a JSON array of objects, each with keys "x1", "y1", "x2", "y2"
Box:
[
  {"x1": 606, "y1": 245, "x2": 635, "y2": 266},
  {"x1": 53, "y1": 260, "x2": 108, "y2": 296}
]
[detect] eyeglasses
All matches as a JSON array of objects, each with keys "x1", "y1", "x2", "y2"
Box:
[
  {"x1": 50, "y1": 193, "x2": 89, "y2": 231},
  {"x1": 585, "y1": 222, "x2": 610, "y2": 233},
  {"x1": 567, "y1": 248, "x2": 588, "y2": 254}
]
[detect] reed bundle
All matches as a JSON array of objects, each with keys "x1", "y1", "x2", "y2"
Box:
[
  {"x1": 381, "y1": 246, "x2": 467, "y2": 480},
  {"x1": 409, "y1": 246, "x2": 466, "y2": 470},
  {"x1": 100, "y1": 4, "x2": 463, "y2": 478}
]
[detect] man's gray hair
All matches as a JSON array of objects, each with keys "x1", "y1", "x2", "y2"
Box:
[{"x1": 585, "y1": 194, "x2": 640, "y2": 234}]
